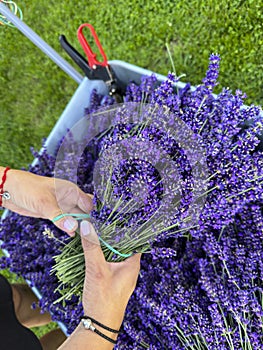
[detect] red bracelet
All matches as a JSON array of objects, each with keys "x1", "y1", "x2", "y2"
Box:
[{"x1": 0, "y1": 167, "x2": 11, "y2": 207}]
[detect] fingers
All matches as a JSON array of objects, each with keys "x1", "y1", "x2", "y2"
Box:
[
  {"x1": 80, "y1": 221, "x2": 106, "y2": 266},
  {"x1": 80, "y1": 220, "x2": 100, "y2": 245},
  {"x1": 113, "y1": 253, "x2": 141, "y2": 286},
  {"x1": 77, "y1": 192, "x2": 94, "y2": 213},
  {"x1": 56, "y1": 192, "x2": 93, "y2": 236},
  {"x1": 125, "y1": 253, "x2": 141, "y2": 270},
  {"x1": 52, "y1": 215, "x2": 78, "y2": 236},
  {"x1": 114, "y1": 253, "x2": 141, "y2": 270},
  {"x1": 125, "y1": 253, "x2": 141, "y2": 286},
  {"x1": 50, "y1": 184, "x2": 93, "y2": 236}
]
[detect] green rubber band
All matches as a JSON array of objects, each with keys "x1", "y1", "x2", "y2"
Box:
[
  {"x1": 52, "y1": 213, "x2": 132, "y2": 258},
  {"x1": 52, "y1": 213, "x2": 91, "y2": 223},
  {"x1": 98, "y1": 237, "x2": 132, "y2": 258}
]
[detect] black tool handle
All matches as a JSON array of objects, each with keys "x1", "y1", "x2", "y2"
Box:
[{"x1": 59, "y1": 34, "x2": 94, "y2": 78}]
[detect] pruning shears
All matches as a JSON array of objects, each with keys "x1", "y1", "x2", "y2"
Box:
[{"x1": 60, "y1": 23, "x2": 123, "y2": 100}]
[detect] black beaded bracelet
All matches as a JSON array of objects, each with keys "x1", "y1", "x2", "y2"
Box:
[
  {"x1": 81, "y1": 315, "x2": 120, "y2": 333},
  {"x1": 81, "y1": 317, "x2": 118, "y2": 345}
]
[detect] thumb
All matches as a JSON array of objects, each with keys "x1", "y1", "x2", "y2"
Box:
[
  {"x1": 51, "y1": 214, "x2": 78, "y2": 236},
  {"x1": 80, "y1": 221, "x2": 105, "y2": 264}
]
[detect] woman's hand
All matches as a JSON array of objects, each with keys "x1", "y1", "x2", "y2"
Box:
[
  {"x1": 59, "y1": 221, "x2": 141, "y2": 350},
  {"x1": 1, "y1": 167, "x2": 93, "y2": 235},
  {"x1": 80, "y1": 220, "x2": 141, "y2": 332}
]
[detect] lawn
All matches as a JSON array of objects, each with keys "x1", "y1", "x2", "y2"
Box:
[{"x1": 0, "y1": 0, "x2": 262, "y2": 340}]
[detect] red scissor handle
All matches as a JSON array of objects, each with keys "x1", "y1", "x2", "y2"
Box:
[{"x1": 77, "y1": 23, "x2": 108, "y2": 68}]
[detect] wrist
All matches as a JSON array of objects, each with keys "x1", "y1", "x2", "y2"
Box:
[
  {"x1": 0, "y1": 166, "x2": 12, "y2": 207},
  {"x1": 59, "y1": 309, "x2": 123, "y2": 350},
  {"x1": 83, "y1": 306, "x2": 125, "y2": 332},
  {"x1": 59, "y1": 323, "x2": 116, "y2": 350},
  {"x1": 81, "y1": 317, "x2": 118, "y2": 345},
  {"x1": 1, "y1": 168, "x2": 22, "y2": 209}
]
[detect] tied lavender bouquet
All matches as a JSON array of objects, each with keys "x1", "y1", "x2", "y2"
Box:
[{"x1": 1, "y1": 54, "x2": 263, "y2": 349}]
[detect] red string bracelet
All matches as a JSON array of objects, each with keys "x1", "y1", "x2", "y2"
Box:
[{"x1": 0, "y1": 167, "x2": 10, "y2": 207}]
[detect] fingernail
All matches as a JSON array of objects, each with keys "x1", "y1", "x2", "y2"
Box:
[
  {"x1": 81, "y1": 220, "x2": 90, "y2": 236},
  {"x1": 63, "y1": 218, "x2": 77, "y2": 231}
]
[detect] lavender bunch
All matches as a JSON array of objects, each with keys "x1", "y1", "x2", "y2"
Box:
[{"x1": 52, "y1": 100, "x2": 209, "y2": 301}]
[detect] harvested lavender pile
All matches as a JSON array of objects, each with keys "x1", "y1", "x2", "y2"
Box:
[{"x1": 1, "y1": 54, "x2": 263, "y2": 348}]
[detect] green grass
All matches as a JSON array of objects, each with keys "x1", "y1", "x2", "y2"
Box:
[
  {"x1": 0, "y1": 0, "x2": 262, "y2": 340},
  {"x1": 0, "y1": 0, "x2": 262, "y2": 168}
]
